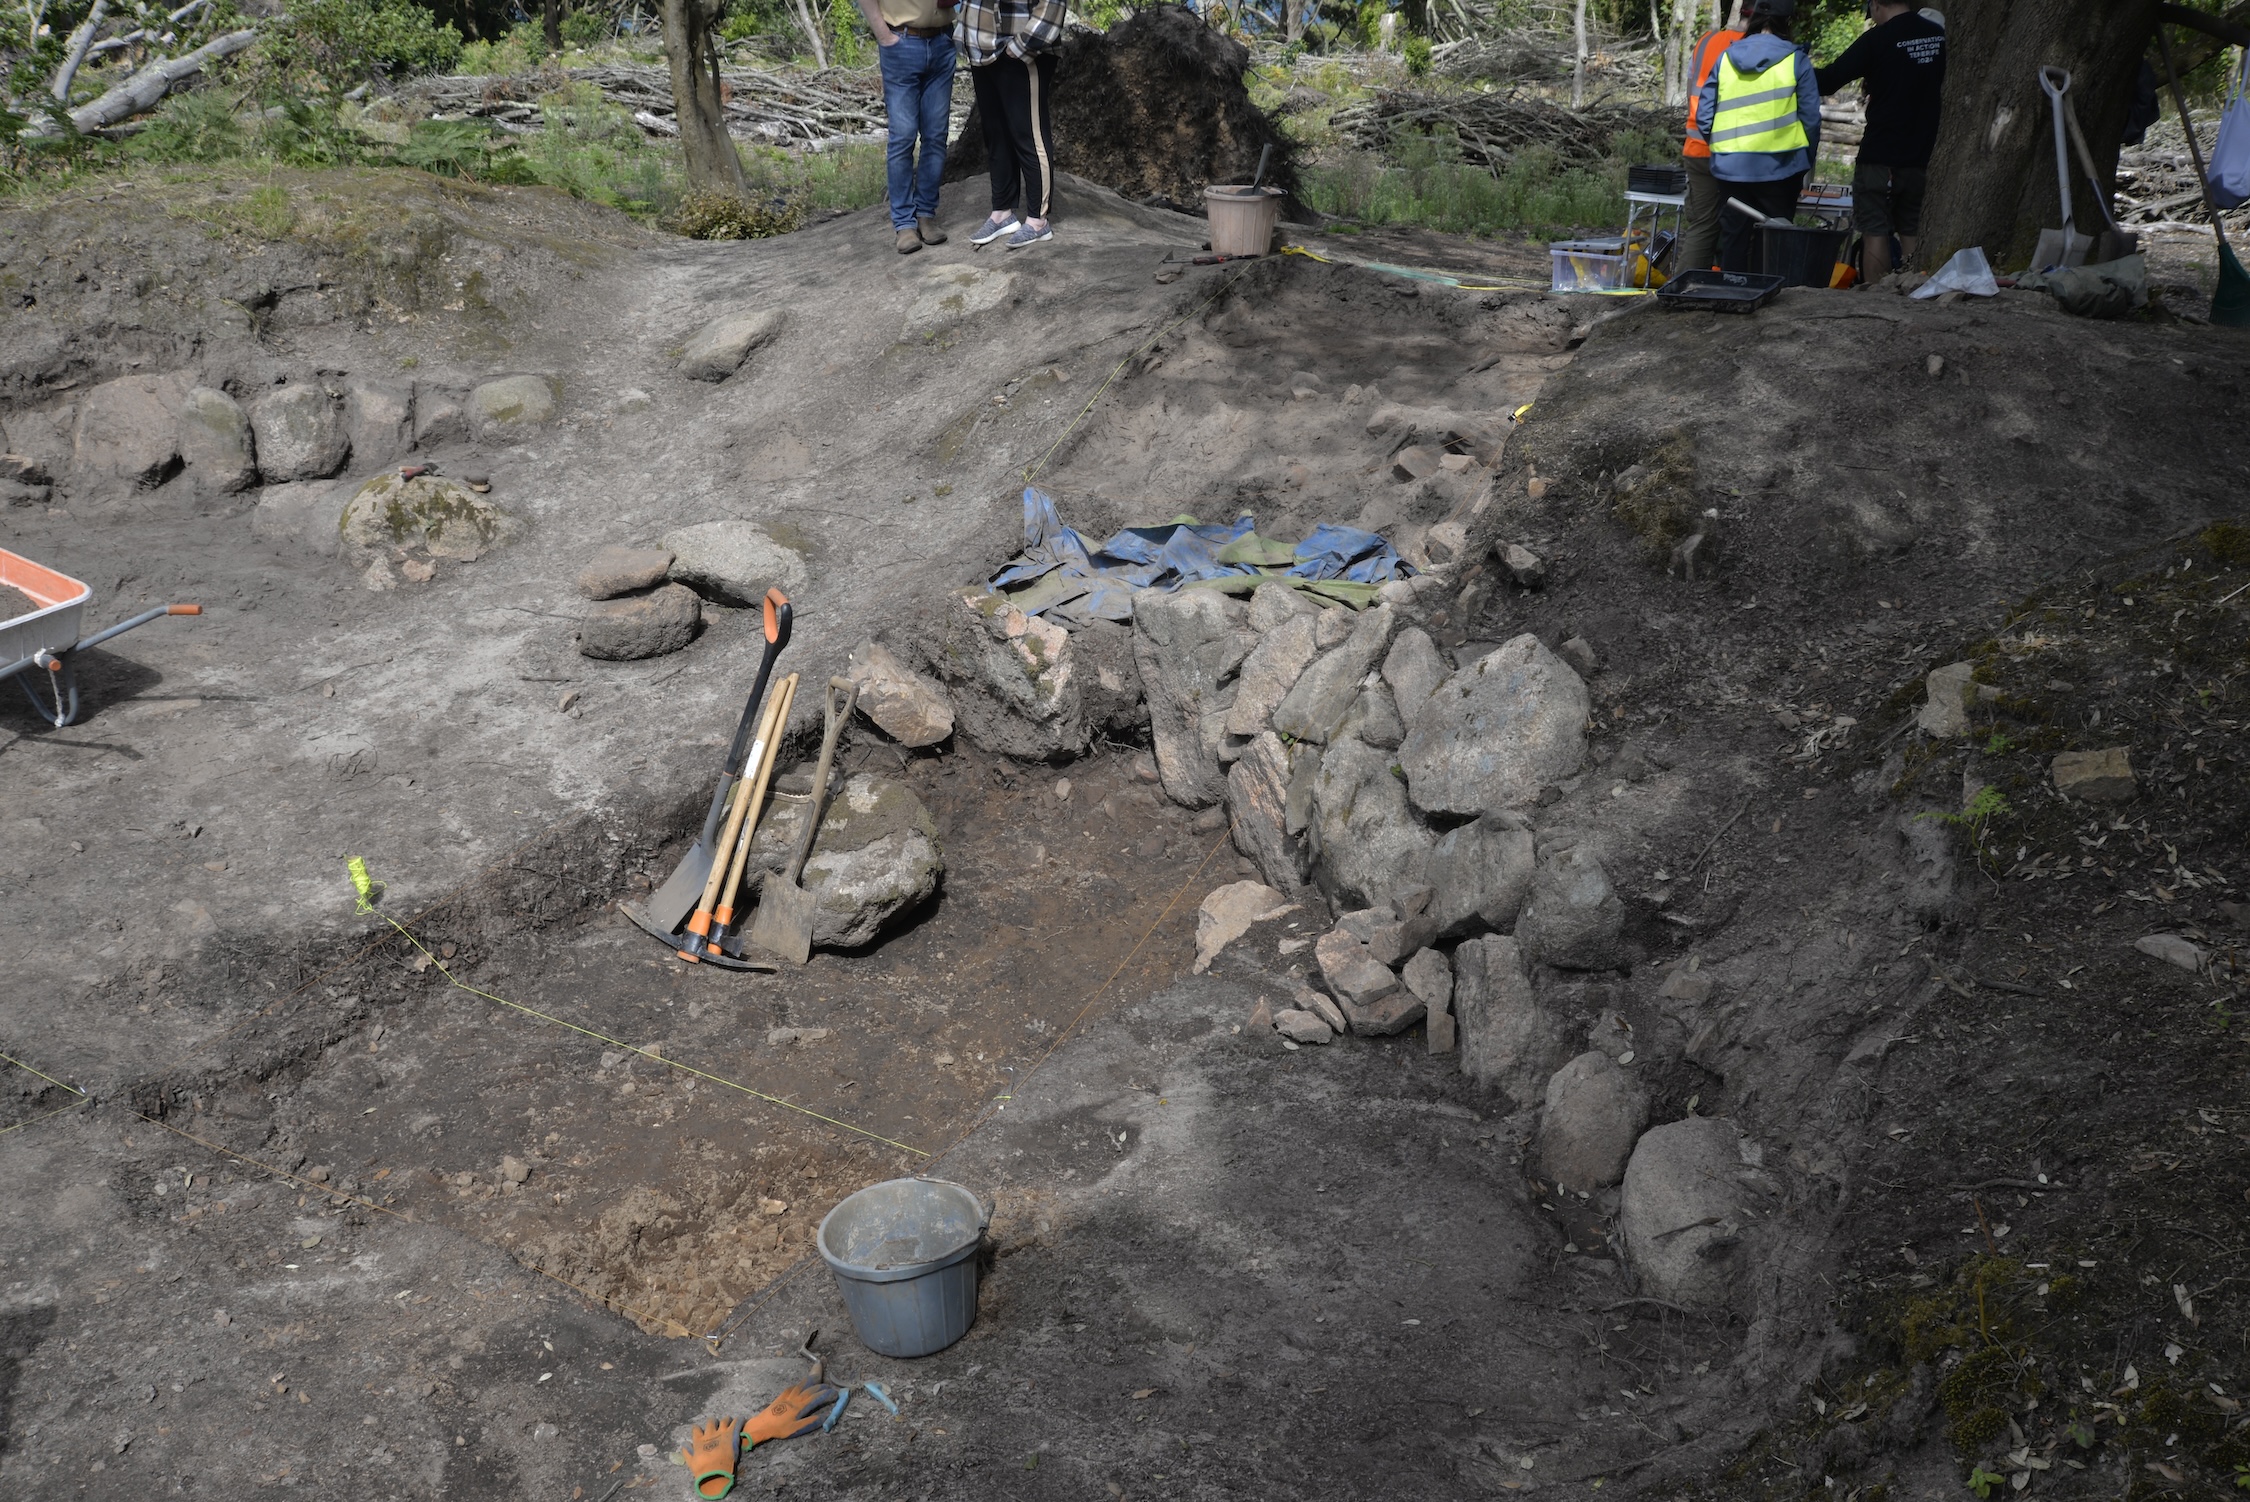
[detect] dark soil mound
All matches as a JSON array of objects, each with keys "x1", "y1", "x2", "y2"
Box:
[
  {"x1": 945, "y1": 3, "x2": 1297, "y2": 214},
  {"x1": 1509, "y1": 288, "x2": 2250, "y2": 617}
]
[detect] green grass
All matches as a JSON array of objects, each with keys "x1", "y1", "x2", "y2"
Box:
[
  {"x1": 4, "y1": 79, "x2": 890, "y2": 231},
  {"x1": 1299, "y1": 129, "x2": 1666, "y2": 239}
]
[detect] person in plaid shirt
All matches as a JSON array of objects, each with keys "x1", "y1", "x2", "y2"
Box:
[{"x1": 956, "y1": 0, "x2": 1069, "y2": 248}]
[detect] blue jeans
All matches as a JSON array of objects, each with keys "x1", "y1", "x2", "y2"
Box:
[{"x1": 879, "y1": 33, "x2": 955, "y2": 230}]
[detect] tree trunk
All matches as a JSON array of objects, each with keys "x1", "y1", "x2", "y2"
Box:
[
  {"x1": 546, "y1": 0, "x2": 564, "y2": 52},
  {"x1": 660, "y1": 0, "x2": 749, "y2": 194},
  {"x1": 1284, "y1": 0, "x2": 1303, "y2": 42},
  {"x1": 786, "y1": 0, "x2": 829, "y2": 67},
  {"x1": 1402, "y1": 0, "x2": 1428, "y2": 36},
  {"x1": 1917, "y1": 0, "x2": 2160, "y2": 272},
  {"x1": 1572, "y1": 0, "x2": 1588, "y2": 107},
  {"x1": 1665, "y1": 0, "x2": 1695, "y2": 106}
]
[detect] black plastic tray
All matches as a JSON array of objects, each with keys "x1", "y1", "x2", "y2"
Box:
[
  {"x1": 1656, "y1": 268, "x2": 1785, "y2": 313},
  {"x1": 1627, "y1": 164, "x2": 1690, "y2": 196}
]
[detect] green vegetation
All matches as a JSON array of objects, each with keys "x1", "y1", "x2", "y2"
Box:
[
  {"x1": 6, "y1": 54, "x2": 889, "y2": 228},
  {"x1": 1300, "y1": 126, "x2": 1666, "y2": 238},
  {"x1": 255, "y1": 0, "x2": 464, "y2": 93},
  {"x1": 673, "y1": 185, "x2": 804, "y2": 240}
]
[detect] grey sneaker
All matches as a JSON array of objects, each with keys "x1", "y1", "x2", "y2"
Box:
[
  {"x1": 970, "y1": 214, "x2": 1019, "y2": 246},
  {"x1": 916, "y1": 214, "x2": 948, "y2": 245},
  {"x1": 1005, "y1": 222, "x2": 1053, "y2": 249},
  {"x1": 896, "y1": 227, "x2": 923, "y2": 255}
]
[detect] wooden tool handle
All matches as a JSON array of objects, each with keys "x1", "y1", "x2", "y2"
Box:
[
  {"x1": 712, "y1": 672, "x2": 798, "y2": 931},
  {"x1": 684, "y1": 673, "x2": 794, "y2": 951},
  {"x1": 783, "y1": 677, "x2": 860, "y2": 888}
]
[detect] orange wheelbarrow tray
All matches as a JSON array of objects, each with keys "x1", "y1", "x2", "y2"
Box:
[{"x1": 1, "y1": 546, "x2": 200, "y2": 729}]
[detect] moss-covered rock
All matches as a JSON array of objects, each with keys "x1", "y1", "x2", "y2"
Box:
[{"x1": 340, "y1": 471, "x2": 516, "y2": 561}]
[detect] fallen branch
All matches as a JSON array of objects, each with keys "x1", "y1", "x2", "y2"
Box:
[
  {"x1": 88, "y1": 29, "x2": 149, "y2": 58},
  {"x1": 27, "y1": 25, "x2": 260, "y2": 137},
  {"x1": 1682, "y1": 796, "x2": 1753, "y2": 877},
  {"x1": 408, "y1": 62, "x2": 886, "y2": 147},
  {"x1": 51, "y1": 0, "x2": 111, "y2": 103}
]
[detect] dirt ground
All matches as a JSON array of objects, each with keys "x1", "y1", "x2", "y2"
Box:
[{"x1": 3, "y1": 161, "x2": 2247, "y2": 1502}]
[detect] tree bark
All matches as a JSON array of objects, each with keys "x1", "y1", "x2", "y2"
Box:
[
  {"x1": 1916, "y1": 0, "x2": 2161, "y2": 273},
  {"x1": 1572, "y1": 0, "x2": 1588, "y2": 107},
  {"x1": 1665, "y1": 0, "x2": 1696, "y2": 106},
  {"x1": 660, "y1": 0, "x2": 749, "y2": 194},
  {"x1": 545, "y1": 0, "x2": 564, "y2": 52},
  {"x1": 785, "y1": 0, "x2": 829, "y2": 67},
  {"x1": 1284, "y1": 0, "x2": 1303, "y2": 42}
]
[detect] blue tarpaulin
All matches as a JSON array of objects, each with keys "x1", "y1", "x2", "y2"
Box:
[{"x1": 988, "y1": 489, "x2": 1411, "y2": 625}]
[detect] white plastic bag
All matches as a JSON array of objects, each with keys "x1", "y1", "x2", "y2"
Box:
[
  {"x1": 1911, "y1": 246, "x2": 1999, "y2": 299},
  {"x1": 2212, "y1": 51, "x2": 2250, "y2": 211}
]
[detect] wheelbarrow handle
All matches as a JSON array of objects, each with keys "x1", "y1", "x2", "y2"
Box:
[
  {"x1": 74, "y1": 603, "x2": 200, "y2": 653},
  {"x1": 1, "y1": 604, "x2": 201, "y2": 697}
]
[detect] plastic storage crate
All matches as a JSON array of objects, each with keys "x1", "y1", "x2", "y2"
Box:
[{"x1": 1550, "y1": 239, "x2": 1630, "y2": 292}]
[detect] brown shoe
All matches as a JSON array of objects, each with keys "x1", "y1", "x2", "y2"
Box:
[
  {"x1": 896, "y1": 228, "x2": 922, "y2": 255},
  {"x1": 916, "y1": 214, "x2": 948, "y2": 245}
]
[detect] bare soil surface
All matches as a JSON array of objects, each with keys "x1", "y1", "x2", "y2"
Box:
[{"x1": 2, "y1": 162, "x2": 2246, "y2": 1502}]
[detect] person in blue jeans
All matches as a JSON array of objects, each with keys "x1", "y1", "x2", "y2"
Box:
[{"x1": 859, "y1": 0, "x2": 958, "y2": 254}]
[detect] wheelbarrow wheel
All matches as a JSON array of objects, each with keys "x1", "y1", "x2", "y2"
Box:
[{"x1": 15, "y1": 652, "x2": 80, "y2": 729}]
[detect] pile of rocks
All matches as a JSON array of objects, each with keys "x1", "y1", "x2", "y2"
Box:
[
  {"x1": 1116, "y1": 572, "x2": 1780, "y2": 1316},
  {"x1": 565, "y1": 521, "x2": 814, "y2": 662},
  {"x1": 3, "y1": 367, "x2": 561, "y2": 514}
]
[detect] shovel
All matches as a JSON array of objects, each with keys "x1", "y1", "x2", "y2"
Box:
[
  {"x1": 2033, "y1": 68, "x2": 2095, "y2": 272},
  {"x1": 679, "y1": 671, "x2": 797, "y2": 962},
  {"x1": 747, "y1": 677, "x2": 858, "y2": 967},
  {"x1": 622, "y1": 589, "x2": 791, "y2": 948},
  {"x1": 697, "y1": 672, "x2": 801, "y2": 970}
]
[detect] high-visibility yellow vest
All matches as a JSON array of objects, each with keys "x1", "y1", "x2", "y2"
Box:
[{"x1": 1710, "y1": 49, "x2": 1809, "y2": 156}]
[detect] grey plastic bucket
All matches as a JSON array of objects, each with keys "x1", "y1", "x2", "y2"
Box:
[{"x1": 817, "y1": 1178, "x2": 988, "y2": 1358}]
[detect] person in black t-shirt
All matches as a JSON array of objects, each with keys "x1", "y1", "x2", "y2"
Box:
[{"x1": 1816, "y1": 0, "x2": 1945, "y2": 283}]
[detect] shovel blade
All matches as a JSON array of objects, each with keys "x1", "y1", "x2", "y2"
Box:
[
  {"x1": 746, "y1": 875, "x2": 817, "y2": 967},
  {"x1": 632, "y1": 836, "x2": 716, "y2": 940},
  {"x1": 2032, "y1": 228, "x2": 2092, "y2": 271}
]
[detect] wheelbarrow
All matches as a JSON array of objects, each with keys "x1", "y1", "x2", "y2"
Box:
[{"x1": 1, "y1": 546, "x2": 200, "y2": 729}]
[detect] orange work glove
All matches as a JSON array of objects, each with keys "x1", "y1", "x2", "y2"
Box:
[
  {"x1": 683, "y1": 1416, "x2": 745, "y2": 1499},
  {"x1": 743, "y1": 1380, "x2": 841, "y2": 1447}
]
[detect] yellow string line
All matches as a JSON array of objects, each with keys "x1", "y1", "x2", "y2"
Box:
[
  {"x1": 126, "y1": 1108, "x2": 696, "y2": 1339},
  {"x1": 0, "y1": 1049, "x2": 85, "y2": 1096},
  {"x1": 1021, "y1": 260, "x2": 1262, "y2": 486},
  {"x1": 177, "y1": 823, "x2": 590, "y2": 1065},
  {"x1": 352, "y1": 887, "x2": 928, "y2": 1158},
  {"x1": 1287, "y1": 240, "x2": 1602, "y2": 292},
  {"x1": 0, "y1": 1097, "x2": 90, "y2": 1138}
]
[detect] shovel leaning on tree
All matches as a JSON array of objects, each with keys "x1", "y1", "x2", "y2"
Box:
[{"x1": 747, "y1": 677, "x2": 859, "y2": 967}]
